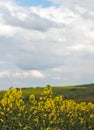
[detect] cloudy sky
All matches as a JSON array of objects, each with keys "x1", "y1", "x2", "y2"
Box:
[{"x1": 0, "y1": 0, "x2": 94, "y2": 90}]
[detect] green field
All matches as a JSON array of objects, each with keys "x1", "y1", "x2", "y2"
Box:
[
  {"x1": 0, "y1": 85, "x2": 94, "y2": 129},
  {"x1": 0, "y1": 83, "x2": 94, "y2": 103}
]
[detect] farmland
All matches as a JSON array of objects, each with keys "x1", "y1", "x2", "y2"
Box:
[
  {"x1": 0, "y1": 84, "x2": 94, "y2": 129},
  {"x1": 0, "y1": 83, "x2": 94, "y2": 102}
]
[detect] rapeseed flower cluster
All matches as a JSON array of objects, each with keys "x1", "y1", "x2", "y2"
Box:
[{"x1": 0, "y1": 86, "x2": 94, "y2": 130}]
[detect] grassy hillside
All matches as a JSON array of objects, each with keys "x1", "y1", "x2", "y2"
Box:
[{"x1": 0, "y1": 83, "x2": 94, "y2": 102}]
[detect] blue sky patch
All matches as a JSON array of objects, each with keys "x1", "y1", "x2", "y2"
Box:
[{"x1": 15, "y1": 0, "x2": 52, "y2": 7}]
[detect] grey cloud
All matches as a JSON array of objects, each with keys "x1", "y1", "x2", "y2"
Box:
[
  {"x1": 50, "y1": 0, "x2": 94, "y2": 10},
  {"x1": 1, "y1": 5, "x2": 57, "y2": 32},
  {"x1": 0, "y1": 35, "x2": 65, "y2": 71},
  {"x1": 0, "y1": 0, "x2": 94, "y2": 89},
  {"x1": 49, "y1": 0, "x2": 94, "y2": 11},
  {"x1": 16, "y1": 51, "x2": 65, "y2": 70}
]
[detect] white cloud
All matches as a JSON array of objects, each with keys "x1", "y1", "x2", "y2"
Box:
[
  {"x1": 0, "y1": 69, "x2": 45, "y2": 79},
  {"x1": 50, "y1": 0, "x2": 94, "y2": 10},
  {"x1": 0, "y1": 71, "x2": 10, "y2": 78},
  {"x1": 0, "y1": 1, "x2": 57, "y2": 32},
  {"x1": 0, "y1": 61, "x2": 6, "y2": 64},
  {"x1": 52, "y1": 67, "x2": 63, "y2": 72},
  {"x1": 0, "y1": 24, "x2": 19, "y2": 37},
  {"x1": 0, "y1": 0, "x2": 94, "y2": 89},
  {"x1": 31, "y1": 70, "x2": 45, "y2": 78},
  {"x1": 13, "y1": 70, "x2": 45, "y2": 78}
]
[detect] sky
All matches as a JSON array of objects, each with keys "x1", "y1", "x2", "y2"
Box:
[{"x1": 0, "y1": 0, "x2": 94, "y2": 90}]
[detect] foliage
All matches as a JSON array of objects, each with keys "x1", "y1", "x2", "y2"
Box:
[
  {"x1": 0, "y1": 84, "x2": 94, "y2": 103},
  {"x1": 0, "y1": 86, "x2": 94, "y2": 130}
]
